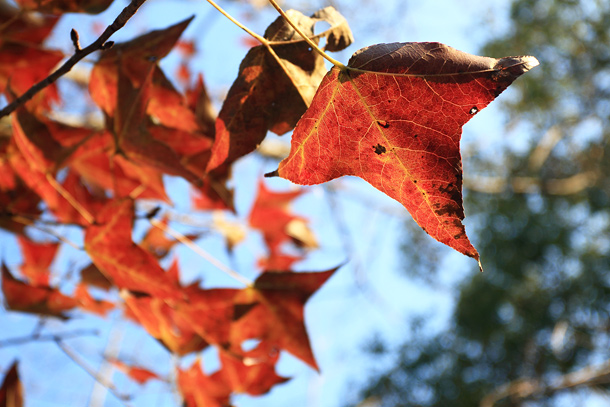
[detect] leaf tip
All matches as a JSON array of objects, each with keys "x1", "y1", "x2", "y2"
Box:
[{"x1": 521, "y1": 55, "x2": 540, "y2": 71}]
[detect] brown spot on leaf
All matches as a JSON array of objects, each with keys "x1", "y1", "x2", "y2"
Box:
[{"x1": 377, "y1": 120, "x2": 390, "y2": 128}]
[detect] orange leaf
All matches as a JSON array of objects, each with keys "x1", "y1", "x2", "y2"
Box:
[
  {"x1": 139, "y1": 215, "x2": 200, "y2": 259},
  {"x1": 232, "y1": 267, "x2": 339, "y2": 370},
  {"x1": 174, "y1": 286, "x2": 240, "y2": 348},
  {"x1": 123, "y1": 290, "x2": 207, "y2": 356},
  {"x1": 178, "y1": 360, "x2": 231, "y2": 407},
  {"x1": 248, "y1": 180, "x2": 310, "y2": 255},
  {"x1": 274, "y1": 42, "x2": 539, "y2": 265},
  {"x1": 17, "y1": 236, "x2": 59, "y2": 287},
  {"x1": 84, "y1": 199, "x2": 182, "y2": 300},
  {"x1": 73, "y1": 284, "x2": 114, "y2": 317},
  {"x1": 1, "y1": 264, "x2": 77, "y2": 319},
  {"x1": 110, "y1": 359, "x2": 160, "y2": 385},
  {"x1": 89, "y1": 17, "x2": 198, "y2": 132},
  {"x1": 218, "y1": 343, "x2": 289, "y2": 395},
  {"x1": 0, "y1": 11, "x2": 62, "y2": 111}
]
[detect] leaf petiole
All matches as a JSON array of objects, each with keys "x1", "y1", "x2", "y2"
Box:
[{"x1": 266, "y1": 0, "x2": 346, "y2": 69}]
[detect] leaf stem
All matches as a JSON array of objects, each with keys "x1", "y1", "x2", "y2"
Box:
[
  {"x1": 46, "y1": 173, "x2": 95, "y2": 225},
  {"x1": 204, "y1": 0, "x2": 267, "y2": 45},
  {"x1": 266, "y1": 0, "x2": 346, "y2": 69},
  {"x1": 150, "y1": 218, "x2": 252, "y2": 286}
]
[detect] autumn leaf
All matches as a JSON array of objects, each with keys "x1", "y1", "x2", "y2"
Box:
[
  {"x1": 175, "y1": 286, "x2": 241, "y2": 348},
  {"x1": 218, "y1": 343, "x2": 289, "y2": 395},
  {"x1": 84, "y1": 199, "x2": 182, "y2": 300},
  {"x1": 272, "y1": 42, "x2": 539, "y2": 265},
  {"x1": 248, "y1": 180, "x2": 315, "y2": 257},
  {"x1": 0, "y1": 362, "x2": 23, "y2": 407},
  {"x1": 109, "y1": 359, "x2": 160, "y2": 385},
  {"x1": 68, "y1": 133, "x2": 170, "y2": 202},
  {"x1": 111, "y1": 63, "x2": 201, "y2": 185},
  {"x1": 139, "y1": 215, "x2": 200, "y2": 259},
  {"x1": 79, "y1": 263, "x2": 113, "y2": 291},
  {"x1": 232, "y1": 267, "x2": 339, "y2": 370},
  {"x1": 1, "y1": 264, "x2": 77, "y2": 319},
  {"x1": 17, "y1": 236, "x2": 59, "y2": 287},
  {"x1": 177, "y1": 359, "x2": 232, "y2": 407},
  {"x1": 123, "y1": 290, "x2": 208, "y2": 355},
  {"x1": 73, "y1": 284, "x2": 114, "y2": 317},
  {"x1": 89, "y1": 17, "x2": 198, "y2": 131},
  {"x1": 52, "y1": 170, "x2": 108, "y2": 225},
  {"x1": 0, "y1": 10, "x2": 61, "y2": 111},
  {"x1": 206, "y1": 7, "x2": 353, "y2": 175}
]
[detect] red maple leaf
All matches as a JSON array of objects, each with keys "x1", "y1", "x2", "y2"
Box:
[
  {"x1": 231, "y1": 267, "x2": 339, "y2": 370},
  {"x1": 84, "y1": 199, "x2": 182, "y2": 300},
  {"x1": 17, "y1": 236, "x2": 59, "y2": 287},
  {"x1": 1, "y1": 264, "x2": 77, "y2": 319},
  {"x1": 248, "y1": 180, "x2": 313, "y2": 257},
  {"x1": 218, "y1": 342, "x2": 289, "y2": 395},
  {"x1": 109, "y1": 359, "x2": 160, "y2": 385},
  {"x1": 73, "y1": 284, "x2": 114, "y2": 317},
  {"x1": 272, "y1": 42, "x2": 539, "y2": 266},
  {"x1": 177, "y1": 359, "x2": 232, "y2": 407}
]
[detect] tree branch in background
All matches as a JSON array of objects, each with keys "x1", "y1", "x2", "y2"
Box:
[
  {"x1": 0, "y1": 0, "x2": 149, "y2": 118},
  {"x1": 464, "y1": 171, "x2": 599, "y2": 195},
  {"x1": 0, "y1": 329, "x2": 98, "y2": 348},
  {"x1": 480, "y1": 358, "x2": 610, "y2": 407}
]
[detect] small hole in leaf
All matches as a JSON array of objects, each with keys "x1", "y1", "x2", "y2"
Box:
[
  {"x1": 413, "y1": 180, "x2": 418, "y2": 184},
  {"x1": 373, "y1": 144, "x2": 386, "y2": 155},
  {"x1": 413, "y1": 134, "x2": 418, "y2": 138},
  {"x1": 307, "y1": 47, "x2": 312, "y2": 52},
  {"x1": 469, "y1": 106, "x2": 479, "y2": 115}
]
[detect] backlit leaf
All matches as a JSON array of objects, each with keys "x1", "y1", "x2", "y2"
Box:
[
  {"x1": 274, "y1": 42, "x2": 539, "y2": 265},
  {"x1": 206, "y1": 7, "x2": 353, "y2": 175},
  {"x1": 232, "y1": 267, "x2": 338, "y2": 370}
]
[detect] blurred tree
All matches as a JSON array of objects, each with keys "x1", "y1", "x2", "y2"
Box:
[{"x1": 356, "y1": 0, "x2": 610, "y2": 406}]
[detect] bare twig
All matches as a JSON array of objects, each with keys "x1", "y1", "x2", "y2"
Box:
[
  {"x1": 464, "y1": 171, "x2": 599, "y2": 195},
  {"x1": 11, "y1": 214, "x2": 83, "y2": 250},
  {"x1": 46, "y1": 173, "x2": 95, "y2": 225},
  {"x1": 150, "y1": 218, "x2": 252, "y2": 286},
  {"x1": 55, "y1": 339, "x2": 132, "y2": 405},
  {"x1": 480, "y1": 358, "x2": 610, "y2": 407},
  {"x1": 0, "y1": 0, "x2": 149, "y2": 118},
  {"x1": 0, "y1": 329, "x2": 98, "y2": 348}
]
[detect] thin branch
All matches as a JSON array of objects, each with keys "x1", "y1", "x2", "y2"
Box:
[
  {"x1": 0, "y1": 0, "x2": 149, "y2": 118},
  {"x1": 0, "y1": 329, "x2": 98, "y2": 348},
  {"x1": 150, "y1": 218, "x2": 252, "y2": 286},
  {"x1": 11, "y1": 215, "x2": 83, "y2": 250},
  {"x1": 55, "y1": 339, "x2": 132, "y2": 405},
  {"x1": 464, "y1": 171, "x2": 599, "y2": 195},
  {"x1": 46, "y1": 173, "x2": 95, "y2": 225},
  {"x1": 205, "y1": 0, "x2": 267, "y2": 44},
  {"x1": 480, "y1": 358, "x2": 610, "y2": 407}
]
